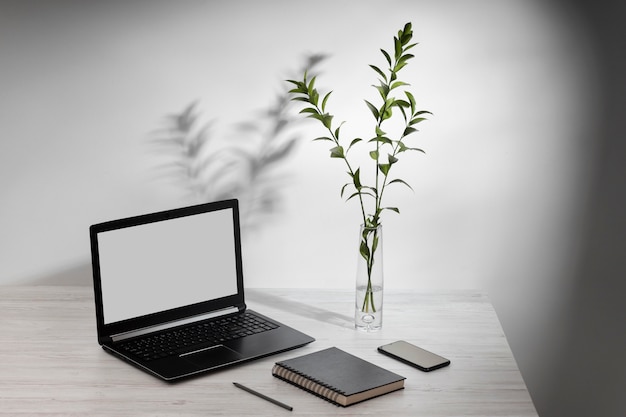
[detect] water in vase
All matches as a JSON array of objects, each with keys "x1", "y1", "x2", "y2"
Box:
[{"x1": 355, "y1": 284, "x2": 383, "y2": 331}]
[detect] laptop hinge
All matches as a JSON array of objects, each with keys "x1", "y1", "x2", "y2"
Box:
[{"x1": 110, "y1": 306, "x2": 239, "y2": 343}]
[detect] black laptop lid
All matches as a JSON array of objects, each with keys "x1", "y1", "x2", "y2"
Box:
[{"x1": 90, "y1": 199, "x2": 245, "y2": 343}]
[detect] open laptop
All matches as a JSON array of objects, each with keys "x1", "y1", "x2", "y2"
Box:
[{"x1": 89, "y1": 199, "x2": 314, "y2": 381}]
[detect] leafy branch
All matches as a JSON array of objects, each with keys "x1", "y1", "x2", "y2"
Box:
[
  {"x1": 286, "y1": 23, "x2": 431, "y2": 316},
  {"x1": 287, "y1": 22, "x2": 431, "y2": 230}
]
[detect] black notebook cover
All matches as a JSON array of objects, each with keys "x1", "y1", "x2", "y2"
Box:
[{"x1": 272, "y1": 347, "x2": 405, "y2": 406}]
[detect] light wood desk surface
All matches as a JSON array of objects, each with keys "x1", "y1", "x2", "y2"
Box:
[{"x1": 1, "y1": 286, "x2": 537, "y2": 416}]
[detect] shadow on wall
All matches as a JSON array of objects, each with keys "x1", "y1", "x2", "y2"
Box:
[
  {"x1": 25, "y1": 55, "x2": 327, "y2": 287},
  {"x1": 149, "y1": 54, "x2": 326, "y2": 232},
  {"x1": 536, "y1": 2, "x2": 626, "y2": 416}
]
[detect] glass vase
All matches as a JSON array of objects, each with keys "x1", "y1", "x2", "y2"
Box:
[{"x1": 355, "y1": 223, "x2": 383, "y2": 331}]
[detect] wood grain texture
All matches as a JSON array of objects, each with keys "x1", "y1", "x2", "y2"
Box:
[{"x1": 0, "y1": 286, "x2": 537, "y2": 416}]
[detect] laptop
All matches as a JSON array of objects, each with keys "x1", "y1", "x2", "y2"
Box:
[{"x1": 89, "y1": 199, "x2": 314, "y2": 381}]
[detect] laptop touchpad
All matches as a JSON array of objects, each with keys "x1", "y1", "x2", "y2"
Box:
[{"x1": 181, "y1": 345, "x2": 243, "y2": 368}]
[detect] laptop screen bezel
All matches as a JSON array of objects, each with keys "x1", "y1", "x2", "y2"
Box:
[{"x1": 89, "y1": 199, "x2": 246, "y2": 343}]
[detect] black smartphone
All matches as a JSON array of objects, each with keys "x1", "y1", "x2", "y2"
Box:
[{"x1": 378, "y1": 340, "x2": 450, "y2": 372}]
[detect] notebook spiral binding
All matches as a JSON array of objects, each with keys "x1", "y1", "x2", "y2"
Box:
[{"x1": 272, "y1": 364, "x2": 343, "y2": 406}]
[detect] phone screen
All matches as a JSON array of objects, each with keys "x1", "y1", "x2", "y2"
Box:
[{"x1": 378, "y1": 340, "x2": 450, "y2": 371}]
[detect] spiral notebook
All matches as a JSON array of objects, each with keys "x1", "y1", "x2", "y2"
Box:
[{"x1": 272, "y1": 347, "x2": 405, "y2": 407}]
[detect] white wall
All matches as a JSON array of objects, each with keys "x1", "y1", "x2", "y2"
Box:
[
  {"x1": 0, "y1": 0, "x2": 595, "y2": 287},
  {"x1": 2, "y1": 1, "x2": 621, "y2": 416}
]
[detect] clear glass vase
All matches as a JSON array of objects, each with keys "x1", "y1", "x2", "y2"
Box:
[{"x1": 355, "y1": 223, "x2": 383, "y2": 331}]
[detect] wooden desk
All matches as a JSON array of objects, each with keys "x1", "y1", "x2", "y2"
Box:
[{"x1": 0, "y1": 286, "x2": 537, "y2": 416}]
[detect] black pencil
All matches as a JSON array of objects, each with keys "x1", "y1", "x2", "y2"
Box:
[{"x1": 233, "y1": 382, "x2": 293, "y2": 411}]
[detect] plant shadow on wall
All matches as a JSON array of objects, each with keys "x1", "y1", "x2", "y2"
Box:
[
  {"x1": 25, "y1": 56, "x2": 325, "y2": 286},
  {"x1": 150, "y1": 54, "x2": 326, "y2": 231}
]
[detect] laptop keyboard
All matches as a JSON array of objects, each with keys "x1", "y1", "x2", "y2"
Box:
[{"x1": 119, "y1": 312, "x2": 278, "y2": 362}]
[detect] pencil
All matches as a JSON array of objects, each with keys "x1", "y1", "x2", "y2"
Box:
[{"x1": 233, "y1": 382, "x2": 293, "y2": 411}]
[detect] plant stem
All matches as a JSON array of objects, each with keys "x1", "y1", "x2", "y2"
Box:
[{"x1": 360, "y1": 225, "x2": 379, "y2": 313}]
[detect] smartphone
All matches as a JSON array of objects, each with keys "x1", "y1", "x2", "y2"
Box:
[{"x1": 378, "y1": 340, "x2": 450, "y2": 372}]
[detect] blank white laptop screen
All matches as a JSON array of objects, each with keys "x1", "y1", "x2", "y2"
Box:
[{"x1": 97, "y1": 207, "x2": 238, "y2": 325}]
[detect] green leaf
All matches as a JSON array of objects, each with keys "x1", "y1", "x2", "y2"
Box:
[
  {"x1": 402, "y1": 22, "x2": 412, "y2": 36},
  {"x1": 395, "y1": 99, "x2": 410, "y2": 108},
  {"x1": 360, "y1": 240, "x2": 370, "y2": 260},
  {"x1": 382, "y1": 98, "x2": 395, "y2": 120},
  {"x1": 394, "y1": 37, "x2": 402, "y2": 60},
  {"x1": 405, "y1": 91, "x2": 416, "y2": 113},
  {"x1": 347, "y1": 137, "x2": 362, "y2": 151},
  {"x1": 369, "y1": 65, "x2": 387, "y2": 83},
  {"x1": 312, "y1": 136, "x2": 334, "y2": 142},
  {"x1": 329, "y1": 145, "x2": 344, "y2": 158},
  {"x1": 309, "y1": 89, "x2": 319, "y2": 106},
  {"x1": 321, "y1": 91, "x2": 333, "y2": 112},
  {"x1": 375, "y1": 126, "x2": 386, "y2": 137},
  {"x1": 334, "y1": 122, "x2": 344, "y2": 139},
  {"x1": 383, "y1": 207, "x2": 400, "y2": 214},
  {"x1": 390, "y1": 81, "x2": 409, "y2": 90},
  {"x1": 404, "y1": 42, "x2": 418, "y2": 52},
  {"x1": 380, "y1": 48, "x2": 392, "y2": 66},
  {"x1": 400, "y1": 29, "x2": 412, "y2": 45},
  {"x1": 307, "y1": 75, "x2": 317, "y2": 95},
  {"x1": 378, "y1": 163, "x2": 391, "y2": 175},
  {"x1": 398, "y1": 105, "x2": 408, "y2": 122},
  {"x1": 286, "y1": 80, "x2": 307, "y2": 94},
  {"x1": 409, "y1": 117, "x2": 427, "y2": 126},
  {"x1": 388, "y1": 178, "x2": 413, "y2": 191},
  {"x1": 299, "y1": 107, "x2": 319, "y2": 115},
  {"x1": 364, "y1": 100, "x2": 379, "y2": 120},
  {"x1": 370, "y1": 150, "x2": 379, "y2": 160},
  {"x1": 393, "y1": 61, "x2": 408, "y2": 73},
  {"x1": 348, "y1": 190, "x2": 375, "y2": 202},
  {"x1": 340, "y1": 182, "x2": 351, "y2": 198},
  {"x1": 402, "y1": 126, "x2": 417, "y2": 136},
  {"x1": 362, "y1": 185, "x2": 377, "y2": 193},
  {"x1": 388, "y1": 154, "x2": 398, "y2": 164},
  {"x1": 398, "y1": 54, "x2": 415, "y2": 65},
  {"x1": 369, "y1": 136, "x2": 392, "y2": 146},
  {"x1": 374, "y1": 83, "x2": 389, "y2": 100},
  {"x1": 365, "y1": 216, "x2": 377, "y2": 228},
  {"x1": 352, "y1": 168, "x2": 362, "y2": 189},
  {"x1": 321, "y1": 113, "x2": 334, "y2": 129},
  {"x1": 398, "y1": 140, "x2": 425, "y2": 154},
  {"x1": 403, "y1": 145, "x2": 425, "y2": 154},
  {"x1": 394, "y1": 100, "x2": 411, "y2": 122},
  {"x1": 310, "y1": 112, "x2": 333, "y2": 129}
]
